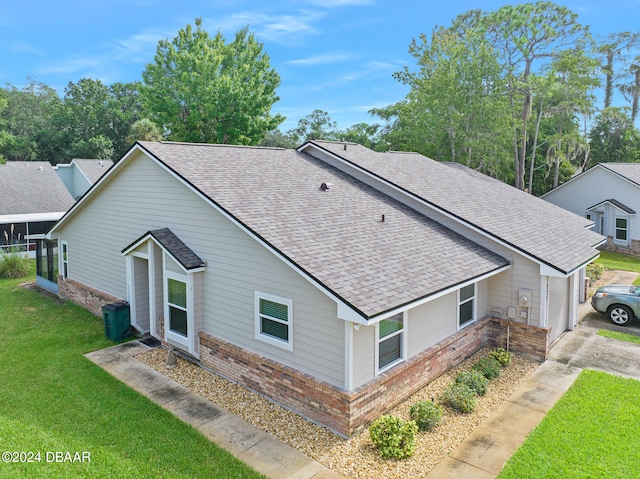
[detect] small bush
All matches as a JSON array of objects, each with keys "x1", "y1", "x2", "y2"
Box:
[
  {"x1": 586, "y1": 262, "x2": 605, "y2": 282},
  {"x1": 369, "y1": 415, "x2": 418, "y2": 459},
  {"x1": 489, "y1": 347, "x2": 512, "y2": 367},
  {"x1": 409, "y1": 400, "x2": 442, "y2": 431},
  {"x1": 472, "y1": 356, "x2": 502, "y2": 380},
  {"x1": 455, "y1": 369, "x2": 490, "y2": 396},
  {"x1": 0, "y1": 248, "x2": 30, "y2": 279},
  {"x1": 440, "y1": 382, "x2": 477, "y2": 413}
]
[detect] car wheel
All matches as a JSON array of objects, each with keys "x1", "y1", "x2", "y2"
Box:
[{"x1": 607, "y1": 305, "x2": 634, "y2": 325}]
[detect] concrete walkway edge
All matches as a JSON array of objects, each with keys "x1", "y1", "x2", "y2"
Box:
[{"x1": 85, "y1": 342, "x2": 342, "y2": 479}]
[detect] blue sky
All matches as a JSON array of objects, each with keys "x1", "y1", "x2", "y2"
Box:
[{"x1": 1, "y1": 0, "x2": 638, "y2": 131}]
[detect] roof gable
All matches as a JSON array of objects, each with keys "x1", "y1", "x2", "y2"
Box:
[
  {"x1": 123, "y1": 228, "x2": 205, "y2": 271},
  {"x1": 303, "y1": 140, "x2": 603, "y2": 275},
  {"x1": 588, "y1": 198, "x2": 636, "y2": 215}
]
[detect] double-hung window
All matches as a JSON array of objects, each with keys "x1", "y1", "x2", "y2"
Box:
[
  {"x1": 167, "y1": 277, "x2": 188, "y2": 337},
  {"x1": 615, "y1": 217, "x2": 629, "y2": 243},
  {"x1": 61, "y1": 241, "x2": 69, "y2": 278},
  {"x1": 458, "y1": 283, "x2": 476, "y2": 328},
  {"x1": 255, "y1": 292, "x2": 293, "y2": 351},
  {"x1": 377, "y1": 312, "x2": 404, "y2": 372}
]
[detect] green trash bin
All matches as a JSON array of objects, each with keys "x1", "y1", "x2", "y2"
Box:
[{"x1": 102, "y1": 302, "x2": 130, "y2": 341}]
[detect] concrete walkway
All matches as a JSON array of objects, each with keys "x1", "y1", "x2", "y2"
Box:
[
  {"x1": 85, "y1": 342, "x2": 341, "y2": 479},
  {"x1": 86, "y1": 270, "x2": 640, "y2": 479},
  {"x1": 426, "y1": 269, "x2": 640, "y2": 478}
]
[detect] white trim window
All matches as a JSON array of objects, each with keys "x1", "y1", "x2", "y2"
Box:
[
  {"x1": 377, "y1": 312, "x2": 404, "y2": 373},
  {"x1": 61, "y1": 241, "x2": 69, "y2": 278},
  {"x1": 255, "y1": 292, "x2": 293, "y2": 351},
  {"x1": 458, "y1": 283, "x2": 476, "y2": 329},
  {"x1": 167, "y1": 276, "x2": 188, "y2": 338},
  {"x1": 615, "y1": 217, "x2": 629, "y2": 244}
]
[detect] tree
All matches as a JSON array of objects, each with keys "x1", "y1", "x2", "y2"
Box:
[
  {"x1": 588, "y1": 107, "x2": 640, "y2": 165},
  {"x1": 0, "y1": 80, "x2": 62, "y2": 162},
  {"x1": 142, "y1": 18, "x2": 283, "y2": 145},
  {"x1": 597, "y1": 32, "x2": 640, "y2": 110},
  {"x1": 480, "y1": 1, "x2": 592, "y2": 189},
  {"x1": 107, "y1": 82, "x2": 144, "y2": 157},
  {"x1": 335, "y1": 122, "x2": 383, "y2": 151},
  {"x1": 287, "y1": 110, "x2": 339, "y2": 144},
  {"x1": 0, "y1": 93, "x2": 15, "y2": 163},
  {"x1": 374, "y1": 25, "x2": 512, "y2": 181},
  {"x1": 127, "y1": 118, "x2": 163, "y2": 144},
  {"x1": 259, "y1": 129, "x2": 298, "y2": 148}
]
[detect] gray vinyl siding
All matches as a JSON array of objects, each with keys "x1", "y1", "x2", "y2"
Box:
[
  {"x1": 352, "y1": 324, "x2": 375, "y2": 389},
  {"x1": 406, "y1": 292, "x2": 457, "y2": 358},
  {"x1": 544, "y1": 166, "x2": 640, "y2": 242},
  {"x1": 71, "y1": 165, "x2": 91, "y2": 199},
  {"x1": 57, "y1": 151, "x2": 345, "y2": 387},
  {"x1": 133, "y1": 256, "x2": 150, "y2": 332}
]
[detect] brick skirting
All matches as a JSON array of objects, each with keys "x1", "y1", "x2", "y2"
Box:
[
  {"x1": 199, "y1": 316, "x2": 550, "y2": 437},
  {"x1": 57, "y1": 275, "x2": 123, "y2": 317}
]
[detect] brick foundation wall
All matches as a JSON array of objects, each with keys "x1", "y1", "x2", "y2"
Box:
[
  {"x1": 57, "y1": 275, "x2": 123, "y2": 317},
  {"x1": 601, "y1": 236, "x2": 640, "y2": 257},
  {"x1": 199, "y1": 316, "x2": 548, "y2": 437},
  {"x1": 490, "y1": 317, "x2": 550, "y2": 361}
]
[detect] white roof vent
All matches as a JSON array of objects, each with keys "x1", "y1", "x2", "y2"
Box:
[{"x1": 320, "y1": 182, "x2": 333, "y2": 191}]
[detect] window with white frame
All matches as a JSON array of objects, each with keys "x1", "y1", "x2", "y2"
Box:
[
  {"x1": 458, "y1": 283, "x2": 476, "y2": 328},
  {"x1": 61, "y1": 241, "x2": 69, "y2": 278},
  {"x1": 167, "y1": 277, "x2": 188, "y2": 337},
  {"x1": 255, "y1": 292, "x2": 293, "y2": 351},
  {"x1": 615, "y1": 217, "x2": 628, "y2": 243},
  {"x1": 377, "y1": 312, "x2": 404, "y2": 372}
]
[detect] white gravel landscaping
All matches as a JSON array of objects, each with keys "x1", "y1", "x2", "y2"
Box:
[{"x1": 136, "y1": 347, "x2": 538, "y2": 478}]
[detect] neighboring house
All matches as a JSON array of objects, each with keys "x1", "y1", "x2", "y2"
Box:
[
  {"x1": 0, "y1": 161, "x2": 74, "y2": 253},
  {"x1": 543, "y1": 163, "x2": 640, "y2": 256},
  {"x1": 54, "y1": 159, "x2": 114, "y2": 199},
  {"x1": 47, "y1": 141, "x2": 604, "y2": 436}
]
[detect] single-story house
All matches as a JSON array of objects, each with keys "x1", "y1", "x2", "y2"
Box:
[
  {"x1": 542, "y1": 162, "x2": 640, "y2": 256},
  {"x1": 0, "y1": 161, "x2": 75, "y2": 253},
  {"x1": 54, "y1": 158, "x2": 114, "y2": 200},
  {"x1": 47, "y1": 140, "x2": 604, "y2": 436}
]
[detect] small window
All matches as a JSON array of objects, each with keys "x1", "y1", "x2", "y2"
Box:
[
  {"x1": 615, "y1": 217, "x2": 628, "y2": 242},
  {"x1": 167, "y1": 278, "x2": 188, "y2": 337},
  {"x1": 377, "y1": 312, "x2": 404, "y2": 372},
  {"x1": 255, "y1": 292, "x2": 293, "y2": 351},
  {"x1": 458, "y1": 283, "x2": 476, "y2": 328},
  {"x1": 61, "y1": 241, "x2": 69, "y2": 278}
]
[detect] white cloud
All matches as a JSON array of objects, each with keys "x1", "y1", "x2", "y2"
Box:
[
  {"x1": 10, "y1": 41, "x2": 43, "y2": 55},
  {"x1": 206, "y1": 10, "x2": 323, "y2": 44},
  {"x1": 305, "y1": 0, "x2": 373, "y2": 7},
  {"x1": 287, "y1": 53, "x2": 353, "y2": 65}
]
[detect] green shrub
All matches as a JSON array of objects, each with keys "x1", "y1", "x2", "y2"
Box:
[
  {"x1": 489, "y1": 347, "x2": 512, "y2": 367},
  {"x1": 586, "y1": 262, "x2": 605, "y2": 282},
  {"x1": 472, "y1": 356, "x2": 502, "y2": 380},
  {"x1": 455, "y1": 369, "x2": 489, "y2": 396},
  {"x1": 440, "y1": 382, "x2": 477, "y2": 413},
  {"x1": 369, "y1": 415, "x2": 418, "y2": 459},
  {"x1": 409, "y1": 400, "x2": 442, "y2": 431},
  {"x1": 0, "y1": 248, "x2": 30, "y2": 279}
]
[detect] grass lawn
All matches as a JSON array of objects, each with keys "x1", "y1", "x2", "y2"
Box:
[
  {"x1": 0, "y1": 267, "x2": 265, "y2": 479},
  {"x1": 497, "y1": 369, "x2": 640, "y2": 479},
  {"x1": 598, "y1": 328, "x2": 640, "y2": 344},
  {"x1": 595, "y1": 250, "x2": 640, "y2": 273}
]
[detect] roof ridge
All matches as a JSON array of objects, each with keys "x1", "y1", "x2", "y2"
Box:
[{"x1": 153, "y1": 141, "x2": 285, "y2": 151}]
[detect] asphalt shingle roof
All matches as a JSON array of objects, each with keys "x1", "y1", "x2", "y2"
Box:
[
  {"x1": 599, "y1": 163, "x2": 640, "y2": 187},
  {"x1": 0, "y1": 161, "x2": 75, "y2": 216},
  {"x1": 308, "y1": 140, "x2": 604, "y2": 274},
  {"x1": 73, "y1": 159, "x2": 113, "y2": 184},
  {"x1": 588, "y1": 199, "x2": 636, "y2": 215},
  {"x1": 137, "y1": 141, "x2": 509, "y2": 318},
  {"x1": 123, "y1": 228, "x2": 206, "y2": 271}
]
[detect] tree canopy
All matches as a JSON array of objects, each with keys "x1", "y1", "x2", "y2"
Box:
[{"x1": 141, "y1": 18, "x2": 283, "y2": 145}]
